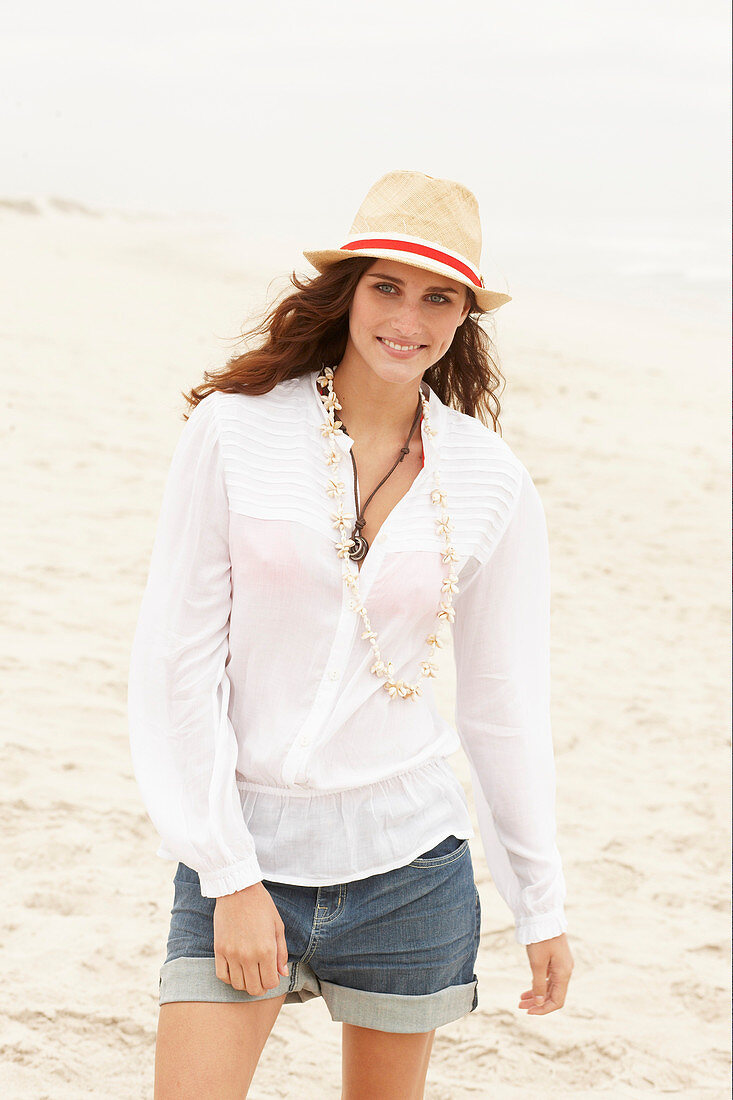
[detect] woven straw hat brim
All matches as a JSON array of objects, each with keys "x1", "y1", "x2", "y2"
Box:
[{"x1": 302, "y1": 248, "x2": 511, "y2": 312}]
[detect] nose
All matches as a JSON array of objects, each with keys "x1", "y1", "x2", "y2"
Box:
[{"x1": 390, "y1": 298, "x2": 423, "y2": 340}]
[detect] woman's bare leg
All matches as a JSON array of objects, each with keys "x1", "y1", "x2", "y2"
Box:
[
  {"x1": 341, "y1": 1022, "x2": 436, "y2": 1100},
  {"x1": 154, "y1": 995, "x2": 287, "y2": 1099}
]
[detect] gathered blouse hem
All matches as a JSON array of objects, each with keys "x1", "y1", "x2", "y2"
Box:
[
  {"x1": 234, "y1": 750, "x2": 460, "y2": 799},
  {"x1": 233, "y1": 753, "x2": 476, "y2": 888},
  {"x1": 255, "y1": 829, "x2": 476, "y2": 888}
]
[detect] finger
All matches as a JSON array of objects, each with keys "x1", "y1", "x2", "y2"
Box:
[
  {"x1": 526, "y1": 972, "x2": 569, "y2": 1012},
  {"x1": 243, "y1": 961, "x2": 265, "y2": 997},
  {"x1": 275, "y1": 923, "x2": 290, "y2": 977},
  {"x1": 544, "y1": 971, "x2": 569, "y2": 1002},
  {"x1": 546, "y1": 977, "x2": 568, "y2": 1008},
  {"x1": 528, "y1": 955, "x2": 551, "y2": 1000},
  {"x1": 258, "y1": 957, "x2": 282, "y2": 992},
  {"x1": 520, "y1": 979, "x2": 564, "y2": 1012},
  {"x1": 228, "y1": 962, "x2": 248, "y2": 992},
  {"x1": 518, "y1": 993, "x2": 551, "y2": 1009},
  {"x1": 215, "y1": 954, "x2": 231, "y2": 986},
  {"x1": 526, "y1": 997, "x2": 559, "y2": 1014}
]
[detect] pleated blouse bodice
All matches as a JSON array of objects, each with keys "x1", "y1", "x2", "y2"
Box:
[{"x1": 127, "y1": 369, "x2": 568, "y2": 945}]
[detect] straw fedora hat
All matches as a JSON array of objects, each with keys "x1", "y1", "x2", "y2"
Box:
[{"x1": 302, "y1": 169, "x2": 511, "y2": 313}]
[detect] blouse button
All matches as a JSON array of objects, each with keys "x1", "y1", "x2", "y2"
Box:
[
  {"x1": 376, "y1": 532, "x2": 387, "y2": 544},
  {"x1": 300, "y1": 735, "x2": 311, "y2": 746},
  {"x1": 328, "y1": 670, "x2": 339, "y2": 680}
]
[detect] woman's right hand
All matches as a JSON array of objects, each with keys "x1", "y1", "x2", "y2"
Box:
[{"x1": 213, "y1": 881, "x2": 290, "y2": 995}]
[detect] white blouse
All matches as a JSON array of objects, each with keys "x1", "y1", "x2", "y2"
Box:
[{"x1": 127, "y1": 370, "x2": 568, "y2": 946}]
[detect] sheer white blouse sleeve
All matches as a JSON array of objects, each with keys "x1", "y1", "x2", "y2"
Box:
[
  {"x1": 127, "y1": 396, "x2": 263, "y2": 898},
  {"x1": 451, "y1": 463, "x2": 568, "y2": 946}
]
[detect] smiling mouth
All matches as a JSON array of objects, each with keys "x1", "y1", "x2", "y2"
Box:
[{"x1": 377, "y1": 337, "x2": 426, "y2": 351}]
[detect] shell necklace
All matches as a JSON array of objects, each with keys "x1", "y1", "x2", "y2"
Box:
[{"x1": 316, "y1": 363, "x2": 460, "y2": 701}]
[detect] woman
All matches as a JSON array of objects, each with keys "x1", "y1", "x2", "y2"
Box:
[{"x1": 128, "y1": 169, "x2": 574, "y2": 1099}]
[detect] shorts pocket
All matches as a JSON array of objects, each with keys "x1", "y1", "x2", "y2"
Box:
[{"x1": 408, "y1": 834, "x2": 469, "y2": 867}]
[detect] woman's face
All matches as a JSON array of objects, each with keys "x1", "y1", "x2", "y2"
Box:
[{"x1": 344, "y1": 258, "x2": 471, "y2": 385}]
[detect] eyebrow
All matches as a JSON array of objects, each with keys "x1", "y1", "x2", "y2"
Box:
[{"x1": 366, "y1": 272, "x2": 460, "y2": 295}]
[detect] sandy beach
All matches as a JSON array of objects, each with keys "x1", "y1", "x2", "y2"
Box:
[{"x1": 0, "y1": 199, "x2": 729, "y2": 1097}]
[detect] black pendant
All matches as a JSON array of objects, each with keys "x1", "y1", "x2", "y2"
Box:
[{"x1": 349, "y1": 533, "x2": 369, "y2": 562}]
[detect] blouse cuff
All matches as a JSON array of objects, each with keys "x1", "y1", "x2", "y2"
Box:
[
  {"x1": 198, "y1": 855, "x2": 264, "y2": 899},
  {"x1": 514, "y1": 908, "x2": 569, "y2": 946}
]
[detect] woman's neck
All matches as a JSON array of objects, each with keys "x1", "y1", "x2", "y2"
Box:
[{"x1": 330, "y1": 357, "x2": 424, "y2": 447}]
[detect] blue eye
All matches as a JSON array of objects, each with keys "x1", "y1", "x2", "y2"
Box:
[{"x1": 374, "y1": 284, "x2": 448, "y2": 304}]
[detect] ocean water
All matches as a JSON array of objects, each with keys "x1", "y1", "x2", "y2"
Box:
[{"x1": 487, "y1": 216, "x2": 730, "y2": 328}]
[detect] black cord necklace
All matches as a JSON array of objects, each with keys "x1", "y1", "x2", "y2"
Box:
[{"x1": 317, "y1": 375, "x2": 424, "y2": 563}]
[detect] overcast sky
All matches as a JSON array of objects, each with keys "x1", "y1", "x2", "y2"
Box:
[{"x1": 2, "y1": 0, "x2": 729, "y2": 286}]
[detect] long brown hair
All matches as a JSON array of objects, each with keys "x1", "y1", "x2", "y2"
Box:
[{"x1": 181, "y1": 256, "x2": 506, "y2": 434}]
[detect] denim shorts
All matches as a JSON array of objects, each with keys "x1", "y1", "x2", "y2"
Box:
[{"x1": 159, "y1": 834, "x2": 481, "y2": 1033}]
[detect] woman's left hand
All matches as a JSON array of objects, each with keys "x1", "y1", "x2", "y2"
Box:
[{"x1": 518, "y1": 932, "x2": 574, "y2": 1014}]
